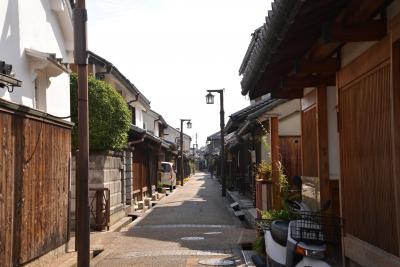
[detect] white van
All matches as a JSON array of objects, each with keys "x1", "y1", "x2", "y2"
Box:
[{"x1": 160, "y1": 162, "x2": 176, "y2": 190}]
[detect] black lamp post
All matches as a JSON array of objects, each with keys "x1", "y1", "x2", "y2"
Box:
[
  {"x1": 205, "y1": 89, "x2": 226, "y2": 197},
  {"x1": 180, "y1": 119, "x2": 191, "y2": 186}
]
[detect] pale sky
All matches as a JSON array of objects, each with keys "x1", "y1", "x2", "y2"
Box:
[{"x1": 87, "y1": 0, "x2": 272, "y2": 147}]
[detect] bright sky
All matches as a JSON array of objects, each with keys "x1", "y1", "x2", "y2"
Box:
[{"x1": 87, "y1": 0, "x2": 272, "y2": 147}]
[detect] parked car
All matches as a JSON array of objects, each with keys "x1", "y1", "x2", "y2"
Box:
[{"x1": 160, "y1": 162, "x2": 176, "y2": 190}]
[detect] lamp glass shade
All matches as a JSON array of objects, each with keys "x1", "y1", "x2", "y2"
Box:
[
  {"x1": 206, "y1": 92, "x2": 214, "y2": 104},
  {"x1": 187, "y1": 121, "x2": 192, "y2": 129}
]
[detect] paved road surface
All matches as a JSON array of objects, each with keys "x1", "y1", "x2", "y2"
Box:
[{"x1": 92, "y1": 172, "x2": 255, "y2": 267}]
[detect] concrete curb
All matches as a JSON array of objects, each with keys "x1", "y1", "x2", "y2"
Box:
[{"x1": 226, "y1": 190, "x2": 257, "y2": 229}]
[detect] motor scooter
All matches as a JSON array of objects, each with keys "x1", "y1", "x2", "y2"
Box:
[{"x1": 264, "y1": 200, "x2": 339, "y2": 267}]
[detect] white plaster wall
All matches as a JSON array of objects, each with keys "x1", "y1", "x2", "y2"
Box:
[
  {"x1": 46, "y1": 72, "x2": 70, "y2": 117},
  {"x1": 154, "y1": 122, "x2": 160, "y2": 137},
  {"x1": 107, "y1": 75, "x2": 147, "y2": 129},
  {"x1": 279, "y1": 112, "x2": 301, "y2": 136},
  {"x1": 269, "y1": 99, "x2": 301, "y2": 136},
  {"x1": 134, "y1": 106, "x2": 145, "y2": 128},
  {"x1": 327, "y1": 86, "x2": 340, "y2": 180},
  {"x1": 0, "y1": 0, "x2": 72, "y2": 118},
  {"x1": 163, "y1": 125, "x2": 191, "y2": 152},
  {"x1": 260, "y1": 135, "x2": 270, "y2": 163},
  {"x1": 341, "y1": 41, "x2": 376, "y2": 67},
  {"x1": 271, "y1": 99, "x2": 301, "y2": 119},
  {"x1": 164, "y1": 126, "x2": 179, "y2": 144}
]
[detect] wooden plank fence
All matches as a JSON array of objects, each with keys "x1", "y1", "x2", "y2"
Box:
[{"x1": 0, "y1": 100, "x2": 72, "y2": 266}]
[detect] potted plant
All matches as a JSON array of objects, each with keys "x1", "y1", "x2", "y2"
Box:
[{"x1": 256, "y1": 160, "x2": 272, "y2": 181}]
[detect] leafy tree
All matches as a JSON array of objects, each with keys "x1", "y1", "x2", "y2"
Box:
[{"x1": 70, "y1": 73, "x2": 131, "y2": 151}]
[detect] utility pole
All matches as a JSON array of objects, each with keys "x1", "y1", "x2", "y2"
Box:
[
  {"x1": 195, "y1": 133, "x2": 198, "y2": 171},
  {"x1": 74, "y1": 1, "x2": 90, "y2": 266},
  {"x1": 192, "y1": 144, "x2": 196, "y2": 174}
]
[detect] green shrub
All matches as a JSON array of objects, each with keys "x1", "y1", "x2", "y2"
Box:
[
  {"x1": 70, "y1": 73, "x2": 131, "y2": 152},
  {"x1": 260, "y1": 209, "x2": 296, "y2": 221},
  {"x1": 253, "y1": 235, "x2": 266, "y2": 256}
]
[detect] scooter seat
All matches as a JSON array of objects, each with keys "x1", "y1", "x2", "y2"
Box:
[{"x1": 271, "y1": 220, "x2": 289, "y2": 247}]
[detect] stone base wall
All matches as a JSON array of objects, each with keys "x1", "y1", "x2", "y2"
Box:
[{"x1": 71, "y1": 151, "x2": 132, "y2": 230}]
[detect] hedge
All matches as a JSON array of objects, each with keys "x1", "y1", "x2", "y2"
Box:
[{"x1": 70, "y1": 73, "x2": 131, "y2": 151}]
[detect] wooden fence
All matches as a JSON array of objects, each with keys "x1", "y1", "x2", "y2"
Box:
[{"x1": 0, "y1": 100, "x2": 72, "y2": 266}]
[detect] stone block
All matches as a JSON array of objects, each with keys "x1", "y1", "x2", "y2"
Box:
[
  {"x1": 103, "y1": 156, "x2": 121, "y2": 169},
  {"x1": 71, "y1": 171, "x2": 76, "y2": 185},
  {"x1": 71, "y1": 156, "x2": 76, "y2": 170},
  {"x1": 89, "y1": 170, "x2": 105, "y2": 183},
  {"x1": 136, "y1": 201, "x2": 145, "y2": 210},
  {"x1": 70, "y1": 198, "x2": 76, "y2": 212},
  {"x1": 125, "y1": 164, "x2": 132, "y2": 172},
  {"x1": 144, "y1": 197, "x2": 152, "y2": 208},
  {"x1": 110, "y1": 193, "x2": 122, "y2": 207},
  {"x1": 103, "y1": 169, "x2": 121, "y2": 183}
]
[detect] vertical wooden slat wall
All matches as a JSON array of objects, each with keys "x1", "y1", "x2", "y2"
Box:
[
  {"x1": 279, "y1": 136, "x2": 302, "y2": 181},
  {"x1": 132, "y1": 149, "x2": 142, "y2": 193},
  {"x1": 0, "y1": 112, "x2": 15, "y2": 267},
  {"x1": 301, "y1": 107, "x2": 318, "y2": 177},
  {"x1": 339, "y1": 60, "x2": 399, "y2": 255},
  {"x1": 0, "y1": 108, "x2": 71, "y2": 267}
]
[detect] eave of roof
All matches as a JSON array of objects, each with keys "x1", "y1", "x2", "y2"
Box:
[
  {"x1": 149, "y1": 109, "x2": 168, "y2": 126},
  {"x1": 239, "y1": 0, "x2": 349, "y2": 99},
  {"x1": 230, "y1": 96, "x2": 276, "y2": 121},
  {"x1": 165, "y1": 123, "x2": 191, "y2": 139},
  {"x1": 225, "y1": 96, "x2": 285, "y2": 133},
  {"x1": 88, "y1": 51, "x2": 151, "y2": 108},
  {"x1": 207, "y1": 131, "x2": 221, "y2": 140}
]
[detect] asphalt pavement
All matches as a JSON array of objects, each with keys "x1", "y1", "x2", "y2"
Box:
[{"x1": 92, "y1": 172, "x2": 256, "y2": 267}]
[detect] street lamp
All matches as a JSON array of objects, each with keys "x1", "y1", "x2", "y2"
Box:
[
  {"x1": 205, "y1": 89, "x2": 226, "y2": 197},
  {"x1": 179, "y1": 119, "x2": 191, "y2": 186},
  {"x1": 206, "y1": 92, "x2": 214, "y2": 104}
]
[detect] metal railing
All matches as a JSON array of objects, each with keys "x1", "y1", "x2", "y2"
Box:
[{"x1": 89, "y1": 188, "x2": 110, "y2": 231}]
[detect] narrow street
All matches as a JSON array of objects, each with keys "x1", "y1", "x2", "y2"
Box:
[{"x1": 92, "y1": 173, "x2": 255, "y2": 267}]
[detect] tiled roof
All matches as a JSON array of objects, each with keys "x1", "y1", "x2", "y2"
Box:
[
  {"x1": 230, "y1": 96, "x2": 276, "y2": 121},
  {"x1": 225, "y1": 96, "x2": 285, "y2": 133},
  {"x1": 207, "y1": 131, "x2": 221, "y2": 140},
  {"x1": 88, "y1": 51, "x2": 151, "y2": 108},
  {"x1": 239, "y1": 0, "x2": 304, "y2": 96},
  {"x1": 239, "y1": 0, "x2": 348, "y2": 99}
]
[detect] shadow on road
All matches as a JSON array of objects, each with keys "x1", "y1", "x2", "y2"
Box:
[{"x1": 119, "y1": 173, "x2": 255, "y2": 253}]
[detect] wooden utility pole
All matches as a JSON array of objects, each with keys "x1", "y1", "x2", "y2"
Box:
[
  {"x1": 74, "y1": 0, "x2": 90, "y2": 266},
  {"x1": 270, "y1": 116, "x2": 280, "y2": 209}
]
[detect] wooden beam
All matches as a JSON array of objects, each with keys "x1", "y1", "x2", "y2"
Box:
[
  {"x1": 295, "y1": 58, "x2": 340, "y2": 75},
  {"x1": 344, "y1": 235, "x2": 400, "y2": 267},
  {"x1": 282, "y1": 75, "x2": 335, "y2": 88},
  {"x1": 309, "y1": 0, "x2": 387, "y2": 61},
  {"x1": 271, "y1": 88, "x2": 303, "y2": 99},
  {"x1": 323, "y1": 19, "x2": 386, "y2": 43},
  {"x1": 316, "y1": 86, "x2": 331, "y2": 213},
  {"x1": 391, "y1": 41, "x2": 400, "y2": 257},
  {"x1": 337, "y1": 36, "x2": 390, "y2": 88},
  {"x1": 347, "y1": 0, "x2": 387, "y2": 24},
  {"x1": 270, "y1": 117, "x2": 281, "y2": 210},
  {"x1": 309, "y1": 41, "x2": 341, "y2": 61}
]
